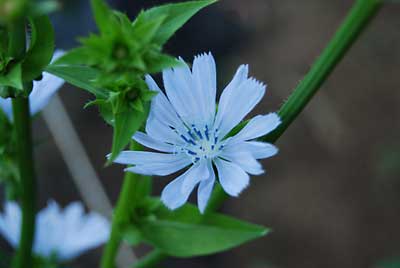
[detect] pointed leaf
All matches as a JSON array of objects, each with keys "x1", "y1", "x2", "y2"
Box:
[
  {"x1": 138, "y1": 200, "x2": 269, "y2": 257},
  {"x1": 22, "y1": 16, "x2": 55, "y2": 82},
  {"x1": 45, "y1": 64, "x2": 108, "y2": 98},
  {"x1": 108, "y1": 102, "x2": 149, "y2": 163},
  {"x1": 140, "y1": 0, "x2": 217, "y2": 46},
  {"x1": 91, "y1": 0, "x2": 114, "y2": 33},
  {"x1": 0, "y1": 63, "x2": 23, "y2": 90}
]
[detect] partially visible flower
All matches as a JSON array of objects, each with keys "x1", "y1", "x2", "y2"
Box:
[
  {"x1": 0, "y1": 50, "x2": 65, "y2": 120},
  {"x1": 0, "y1": 200, "x2": 110, "y2": 261},
  {"x1": 111, "y1": 52, "x2": 281, "y2": 213}
]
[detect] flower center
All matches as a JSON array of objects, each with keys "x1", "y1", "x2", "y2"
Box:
[{"x1": 175, "y1": 123, "x2": 224, "y2": 163}]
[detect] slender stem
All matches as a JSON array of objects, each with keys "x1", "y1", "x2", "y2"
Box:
[
  {"x1": 135, "y1": 250, "x2": 167, "y2": 268},
  {"x1": 135, "y1": 0, "x2": 383, "y2": 267},
  {"x1": 12, "y1": 97, "x2": 36, "y2": 268},
  {"x1": 101, "y1": 172, "x2": 139, "y2": 268},
  {"x1": 101, "y1": 143, "x2": 151, "y2": 268},
  {"x1": 264, "y1": 0, "x2": 383, "y2": 143}
]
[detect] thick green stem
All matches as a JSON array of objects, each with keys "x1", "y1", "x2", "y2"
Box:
[
  {"x1": 9, "y1": 19, "x2": 37, "y2": 268},
  {"x1": 135, "y1": 0, "x2": 383, "y2": 267},
  {"x1": 101, "y1": 143, "x2": 151, "y2": 268},
  {"x1": 12, "y1": 97, "x2": 36, "y2": 268}
]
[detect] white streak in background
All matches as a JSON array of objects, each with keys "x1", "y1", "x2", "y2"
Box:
[
  {"x1": 112, "y1": 52, "x2": 281, "y2": 213},
  {"x1": 0, "y1": 50, "x2": 65, "y2": 120},
  {"x1": 0, "y1": 201, "x2": 110, "y2": 261}
]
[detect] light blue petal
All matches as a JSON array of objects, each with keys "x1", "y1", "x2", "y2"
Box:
[
  {"x1": 231, "y1": 113, "x2": 281, "y2": 142},
  {"x1": 214, "y1": 71, "x2": 266, "y2": 138},
  {"x1": 56, "y1": 202, "x2": 110, "y2": 260},
  {"x1": 111, "y1": 151, "x2": 186, "y2": 166},
  {"x1": 145, "y1": 115, "x2": 182, "y2": 145},
  {"x1": 197, "y1": 161, "x2": 215, "y2": 213},
  {"x1": 162, "y1": 65, "x2": 197, "y2": 123},
  {"x1": 145, "y1": 75, "x2": 184, "y2": 131},
  {"x1": 181, "y1": 160, "x2": 208, "y2": 194},
  {"x1": 125, "y1": 157, "x2": 191, "y2": 176},
  {"x1": 133, "y1": 131, "x2": 175, "y2": 152},
  {"x1": 29, "y1": 71, "x2": 64, "y2": 115},
  {"x1": 214, "y1": 158, "x2": 250, "y2": 197},
  {"x1": 240, "y1": 141, "x2": 278, "y2": 159},
  {"x1": 161, "y1": 162, "x2": 208, "y2": 210},
  {"x1": 34, "y1": 200, "x2": 62, "y2": 258},
  {"x1": 192, "y1": 52, "x2": 217, "y2": 124},
  {"x1": 0, "y1": 202, "x2": 21, "y2": 248},
  {"x1": 220, "y1": 150, "x2": 264, "y2": 175},
  {"x1": 0, "y1": 98, "x2": 12, "y2": 121},
  {"x1": 223, "y1": 140, "x2": 278, "y2": 160},
  {"x1": 30, "y1": 50, "x2": 65, "y2": 115}
]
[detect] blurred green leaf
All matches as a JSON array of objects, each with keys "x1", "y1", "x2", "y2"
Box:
[
  {"x1": 137, "y1": 199, "x2": 269, "y2": 257},
  {"x1": 91, "y1": 0, "x2": 115, "y2": 34},
  {"x1": 0, "y1": 63, "x2": 23, "y2": 90},
  {"x1": 140, "y1": 0, "x2": 217, "y2": 46},
  {"x1": 123, "y1": 226, "x2": 142, "y2": 246},
  {"x1": 108, "y1": 102, "x2": 149, "y2": 163},
  {"x1": 376, "y1": 257, "x2": 400, "y2": 268},
  {"x1": 45, "y1": 64, "x2": 108, "y2": 99},
  {"x1": 22, "y1": 16, "x2": 54, "y2": 82}
]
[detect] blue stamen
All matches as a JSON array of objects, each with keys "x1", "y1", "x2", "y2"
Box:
[
  {"x1": 180, "y1": 135, "x2": 189, "y2": 143},
  {"x1": 188, "y1": 131, "x2": 196, "y2": 140},
  {"x1": 187, "y1": 150, "x2": 197, "y2": 155},
  {"x1": 205, "y1": 126, "x2": 210, "y2": 140}
]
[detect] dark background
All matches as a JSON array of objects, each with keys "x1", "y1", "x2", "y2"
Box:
[{"x1": 4, "y1": 0, "x2": 400, "y2": 267}]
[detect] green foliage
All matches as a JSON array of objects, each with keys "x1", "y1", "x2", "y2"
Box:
[
  {"x1": 0, "y1": 15, "x2": 54, "y2": 98},
  {"x1": 139, "y1": 0, "x2": 217, "y2": 46},
  {"x1": 375, "y1": 258, "x2": 400, "y2": 268},
  {"x1": 125, "y1": 198, "x2": 269, "y2": 258},
  {"x1": 22, "y1": 16, "x2": 54, "y2": 82}
]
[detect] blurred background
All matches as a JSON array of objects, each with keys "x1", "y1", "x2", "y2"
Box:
[{"x1": 2, "y1": 0, "x2": 400, "y2": 267}]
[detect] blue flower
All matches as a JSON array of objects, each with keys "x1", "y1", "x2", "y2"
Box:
[
  {"x1": 0, "y1": 50, "x2": 65, "y2": 120},
  {"x1": 0, "y1": 200, "x2": 110, "y2": 261},
  {"x1": 112, "y1": 53, "x2": 281, "y2": 213}
]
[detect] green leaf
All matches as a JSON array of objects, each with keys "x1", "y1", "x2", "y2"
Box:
[
  {"x1": 22, "y1": 16, "x2": 55, "y2": 82},
  {"x1": 140, "y1": 0, "x2": 217, "y2": 46},
  {"x1": 0, "y1": 63, "x2": 23, "y2": 90},
  {"x1": 376, "y1": 258, "x2": 400, "y2": 268},
  {"x1": 138, "y1": 200, "x2": 269, "y2": 257},
  {"x1": 123, "y1": 226, "x2": 142, "y2": 246},
  {"x1": 91, "y1": 0, "x2": 115, "y2": 34},
  {"x1": 45, "y1": 64, "x2": 108, "y2": 99},
  {"x1": 108, "y1": 102, "x2": 149, "y2": 163}
]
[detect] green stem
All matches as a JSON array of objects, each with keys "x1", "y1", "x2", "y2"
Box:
[
  {"x1": 101, "y1": 172, "x2": 139, "y2": 268},
  {"x1": 9, "y1": 19, "x2": 37, "y2": 268},
  {"x1": 264, "y1": 0, "x2": 383, "y2": 143},
  {"x1": 135, "y1": 250, "x2": 167, "y2": 268},
  {"x1": 12, "y1": 97, "x2": 36, "y2": 268},
  {"x1": 135, "y1": 0, "x2": 383, "y2": 267},
  {"x1": 101, "y1": 143, "x2": 151, "y2": 268}
]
